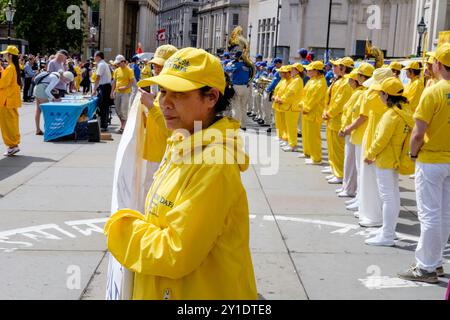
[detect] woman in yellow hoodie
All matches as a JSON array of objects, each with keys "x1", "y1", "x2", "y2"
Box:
[
  {"x1": 300, "y1": 61, "x2": 327, "y2": 164},
  {"x1": 0, "y1": 46, "x2": 22, "y2": 156},
  {"x1": 276, "y1": 63, "x2": 304, "y2": 152},
  {"x1": 364, "y1": 77, "x2": 414, "y2": 246},
  {"x1": 272, "y1": 65, "x2": 292, "y2": 144},
  {"x1": 104, "y1": 48, "x2": 257, "y2": 300}
]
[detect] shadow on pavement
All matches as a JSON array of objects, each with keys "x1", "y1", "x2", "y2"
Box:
[{"x1": 0, "y1": 155, "x2": 57, "y2": 182}]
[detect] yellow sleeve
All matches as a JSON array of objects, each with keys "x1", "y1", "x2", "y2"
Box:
[
  {"x1": 0, "y1": 66, "x2": 13, "y2": 89},
  {"x1": 279, "y1": 79, "x2": 303, "y2": 106},
  {"x1": 129, "y1": 68, "x2": 135, "y2": 80},
  {"x1": 366, "y1": 113, "x2": 397, "y2": 160},
  {"x1": 104, "y1": 164, "x2": 239, "y2": 279},
  {"x1": 340, "y1": 92, "x2": 359, "y2": 131},
  {"x1": 303, "y1": 80, "x2": 325, "y2": 113},
  {"x1": 413, "y1": 87, "x2": 435, "y2": 124},
  {"x1": 329, "y1": 83, "x2": 352, "y2": 118}
]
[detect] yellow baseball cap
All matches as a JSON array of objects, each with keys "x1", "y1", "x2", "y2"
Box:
[
  {"x1": 0, "y1": 45, "x2": 19, "y2": 56},
  {"x1": 149, "y1": 44, "x2": 178, "y2": 66},
  {"x1": 402, "y1": 61, "x2": 422, "y2": 70},
  {"x1": 357, "y1": 62, "x2": 375, "y2": 77},
  {"x1": 345, "y1": 69, "x2": 360, "y2": 81},
  {"x1": 291, "y1": 63, "x2": 304, "y2": 73},
  {"x1": 305, "y1": 61, "x2": 324, "y2": 71},
  {"x1": 277, "y1": 65, "x2": 293, "y2": 73},
  {"x1": 371, "y1": 77, "x2": 404, "y2": 96},
  {"x1": 330, "y1": 59, "x2": 341, "y2": 66},
  {"x1": 137, "y1": 47, "x2": 226, "y2": 95},
  {"x1": 389, "y1": 61, "x2": 403, "y2": 72},
  {"x1": 340, "y1": 57, "x2": 355, "y2": 68},
  {"x1": 434, "y1": 43, "x2": 450, "y2": 67}
]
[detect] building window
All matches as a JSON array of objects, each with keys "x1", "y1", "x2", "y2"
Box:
[{"x1": 232, "y1": 14, "x2": 239, "y2": 26}]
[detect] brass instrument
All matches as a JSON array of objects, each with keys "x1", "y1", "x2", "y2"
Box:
[
  {"x1": 365, "y1": 40, "x2": 385, "y2": 69},
  {"x1": 228, "y1": 26, "x2": 256, "y2": 83},
  {"x1": 256, "y1": 76, "x2": 272, "y2": 94}
]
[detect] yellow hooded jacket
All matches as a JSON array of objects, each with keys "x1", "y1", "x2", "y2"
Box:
[
  {"x1": 105, "y1": 117, "x2": 257, "y2": 300},
  {"x1": 341, "y1": 86, "x2": 365, "y2": 132},
  {"x1": 301, "y1": 75, "x2": 328, "y2": 123},
  {"x1": 272, "y1": 78, "x2": 291, "y2": 112},
  {"x1": 366, "y1": 105, "x2": 414, "y2": 169},
  {"x1": 278, "y1": 75, "x2": 304, "y2": 112},
  {"x1": 361, "y1": 89, "x2": 388, "y2": 157},
  {"x1": 326, "y1": 77, "x2": 354, "y2": 132},
  {"x1": 0, "y1": 65, "x2": 21, "y2": 108},
  {"x1": 143, "y1": 93, "x2": 171, "y2": 163},
  {"x1": 404, "y1": 76, "x2": 424, "y2": 113}
]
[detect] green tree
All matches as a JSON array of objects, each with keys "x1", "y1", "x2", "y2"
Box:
[{"x1": 4, "y1": 0, "x2": 96, "y2": 54}]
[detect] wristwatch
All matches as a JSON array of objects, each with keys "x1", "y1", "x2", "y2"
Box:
[{"x1": 409, "y1": 152, "x2": 418, "y2": 159}]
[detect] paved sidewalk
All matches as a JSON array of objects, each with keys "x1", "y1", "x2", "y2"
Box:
[{"x1": 0, "y1": 105, "x2": 448, "y2": 300}]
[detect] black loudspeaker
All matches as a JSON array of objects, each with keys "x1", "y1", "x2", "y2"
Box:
[
  {"x1": 355, "y1": 40, "x2": 367, "y2": 58},
  {"x1": 88, "y1": 118, "x2": 101, "y2": 142}
]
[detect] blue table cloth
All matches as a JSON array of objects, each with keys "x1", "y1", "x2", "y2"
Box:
[{"x1": 40, "y1": 97, "x2": 99, "y2": 142}]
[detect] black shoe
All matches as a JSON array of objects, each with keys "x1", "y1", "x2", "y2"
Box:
[
  {"x1": 246, "y1": 112, "x2": 252, "y2": 116},
  {"x1": 257, "y1": 119, "x2": 265, "y2": 125},
  {"x1": 266, "y1": 128, "x2": 272, "y2": 133},
  {"x1": 260, "y1": 123, "x2": 270, "y2": 127},
  {"x1": 298, "y1": 132, "x2": 302, "y2": 138},
  {"x1": 241, "y1": 127, "x2": 247, "y2": 131}
]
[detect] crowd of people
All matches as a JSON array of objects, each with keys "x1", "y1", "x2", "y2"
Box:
[{"x1": 224, "y1": 44, "x2": 449, "y2": 285}]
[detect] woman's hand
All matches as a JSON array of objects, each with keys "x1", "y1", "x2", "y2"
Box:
[
  {"x1": 139, "y1": 88, "x2": 156, "y2": 110},
  {"x1": 364, "y1": 158, "x2": 375, "y2": 165}
]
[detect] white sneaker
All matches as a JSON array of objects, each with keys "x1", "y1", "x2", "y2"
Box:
[
  {"x1": 282, "y1": 145, "x2": 300, "y2": 152},
  {"x1": 346, "y1": 202, "x2": 359, "y2": 211},
  {"x1": 321, "y1": 167, "x2": 332, "y2": 174},
  {"x1": 338, "y1": 191, "x2": 355, "y2": 198},
  {"x1": 297, "y1": 153, "x2": 307, "y2": 158},
  {"x1": 345, "y1": 198, "x2": 358, "y2": 205},
  {"x1": 368, "y1": 228, "x2": 399, "y2": 240},
  {"x1": 280, "y1": 141, "x2": 288, "y2": 147},
  {"x1": 335, "y1": 187, "x2": 344, "y2": 193},
  {"x1": 4, "y1": 147, "x2": 20, "y2": 156},
  {"x1": 359, "y1": 219, "x2": 383, "y2": 228},
  {"x1": 328, "y1": 177, "x2": 343, "y2": 184},
  {"x1": 353, "y1": 211, "x2": 360, "y2": 218},
  {"x1": 326, "y1": 174, "x2": 335, "y2": 180},
  {"x1": 304, "y1": 158, "x2": 322, "y2": 165},
  {"x1": 365, "y1": 234, "x2": 395, "y2": 247}
]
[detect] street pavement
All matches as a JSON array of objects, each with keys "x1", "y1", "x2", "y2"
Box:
[{"x1": 0, "y1": 102, "x2": 448, "y2": 300}]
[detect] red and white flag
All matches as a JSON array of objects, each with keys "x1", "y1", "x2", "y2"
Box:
[{"x1": 157, "y1": 28, "x2": 166, "y2": 41}]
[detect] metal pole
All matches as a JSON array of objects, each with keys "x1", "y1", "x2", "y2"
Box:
[
  {"x1": 98, "y1": 19, "x2": 102, "y2": 51},
  {"x1": 417, "y1": 34, "x2": 422, "y2": 57},
  {"x1": 274, "y1": 0, "x2": 280, "y2": 59},
  {"x1": 7, "y1": 21, "x2": 11, "y2": 45},
  {"x1": 325, "y1": 0, "x2": 332, "y2": 63}
]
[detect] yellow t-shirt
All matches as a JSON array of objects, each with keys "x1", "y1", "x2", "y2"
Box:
[
  {"x1": 113, "y1": 66, "x2": 135, "y2": 94},
  {"x1": 414, "y1": 79, "x2": 450, "y2": 163},
  {"x1": 404, "y1": 76, "x2": 425, "y2": 113},
  {"x1": 361, "y1": 89, "x2": 388, "y2": 156},
  {"x1": 349, "y1": 90, "x2": 368, "y2": 146}
]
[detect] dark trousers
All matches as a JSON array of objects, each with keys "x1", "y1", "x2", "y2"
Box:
[
  {"x1": 97, "y1": 84, "x2": 113, "y2": 129},
  {"x1": 23, "y1": 77, "x2": 32, "y2": 101}
]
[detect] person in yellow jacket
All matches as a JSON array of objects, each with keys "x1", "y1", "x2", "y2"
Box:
[
  {"x1": 0, "y1": 46, "x2": 22, "y2": 156},
  {"x1": 364, "y1": 77, "x2": 414, "y2": 246},
  {"x1": 389, "y1": 61, "x2": 403, "y2": 78},
  {"x1": 139, "y1": 44, "x2": 178, "y2": 194},
  {"x1": 272, "y1": 65, "x2": 292, "y2": 144},
  {"x1": 323, "y1": 57, "x2": 354, "y2": 184},
  {"x1": 74, "y1": 62, "x2": 82, "y2": 92},
  {"x1": 104, "y1": 47, "x2": 257, "y2": 300},
  {"x1": 356, "y1": 67, "x2": 394, "y2": 227},
  {"x1": 341, "y1": 63, "x2": 374, "y2": 211},
  {"x1": 300, "y1": 61, "x2": 327, "y2": 165},
  {"x1": 276, "y1": 63, "x2": 304, "y2": 152},
  {"x1": 337, "y1": 63, "x2": 374, "y2": 198},
  {"x1": 403, "y1": 61, "x2": 425, "y2": 112},
  {"x1": 140, "y1": 60, "x2": 152, "y2": 79}
]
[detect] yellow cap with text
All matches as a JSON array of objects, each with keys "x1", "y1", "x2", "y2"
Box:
[{"x1": 138, "y1": 47, "x2": 226, "y2": 95}]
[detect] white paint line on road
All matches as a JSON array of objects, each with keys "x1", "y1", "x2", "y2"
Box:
[{"x1": 358, "y1": 276, "x2": 435, "y2": 289}]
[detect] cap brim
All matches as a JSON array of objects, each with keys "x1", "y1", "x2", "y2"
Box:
[
  {"x1": 426, "y1": 52, "x2": 436, "y2": 57},
  {"x1": 371, "y1": 83, "x2": 383, "y2": 91},
  {"x1": 363, "y1": 77, "x2": 375, "y2": 88},
  {"x1": 330, "y1": 60, "x2": 340, "y2": 66},
  {"x1": 149, "y1": 57, "x2": 165, "y2": 66},
  {"x1": 137, "y1": 74, "x2": 206, "y2": 93}
]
